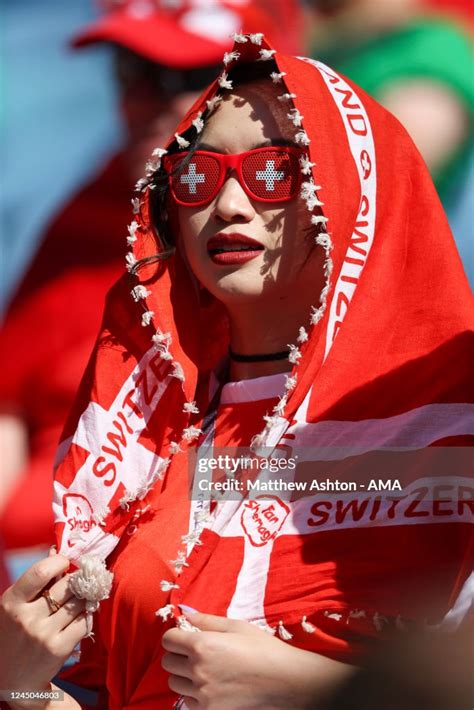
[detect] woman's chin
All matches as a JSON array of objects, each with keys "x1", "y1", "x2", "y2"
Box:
[
  {"x1": 193, "y1": 259, "x2": 268, "y2": 302},
  {"x1": 211, "y1": 279, "x2": 266, "y2": 305},
  {"x1": 200, "y1": 271, "x2": 270, "y2": 305}
]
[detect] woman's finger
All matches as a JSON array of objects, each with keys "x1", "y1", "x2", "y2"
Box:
[
  {"x1": 162, "y1": 628, "x2": 199, "y2": 655},
  {"x1": 49, "y1": 544, "x2": 68, "y2": 585},
  {"x1": 162, "y1": 651, "x2": 192, "y2": 679},
  {"x1": 6, "y1": 555, "x2": 71, "y2": 602},
  {"x1": 179, "y1": 610, "x2": 255, "y2": 635},
  {"x1": 182, "y1": 611, "x2": 234, "y2": 633},
  {"x1": 168, "y1": 674, "x2": 197, "y2": 699},
  {"x1": 46, "y1": 596, "x2": 88, "y2": 632},
  {"x1": 57, "y1": 610, "x2": 90, "y2": 649},
  {"x1": 31, "y1": 573, "x2": 75, "y2": 615}
]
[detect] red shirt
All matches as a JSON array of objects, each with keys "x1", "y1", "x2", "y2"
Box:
[{"x1": 59, "y1": 374, "x2": 281, "y2": 709}]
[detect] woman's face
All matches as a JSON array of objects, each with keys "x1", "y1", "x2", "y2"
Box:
[{"x1": 175, "y1": 81, "x2": 323, "y2": 307}]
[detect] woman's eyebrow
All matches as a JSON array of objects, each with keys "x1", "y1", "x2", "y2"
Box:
[{"x1": 195, "y1": 138, "x2": 299, "y2": 152}]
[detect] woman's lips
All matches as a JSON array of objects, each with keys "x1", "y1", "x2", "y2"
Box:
[
  {"x1": 207, "y1": 233, "x2": 264, "y2": 266},
  {"x1": 209, "y1": 250, "x2": 263, "y2": 265}
]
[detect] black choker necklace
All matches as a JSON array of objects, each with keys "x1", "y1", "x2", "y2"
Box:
[{"x1": 228, "y1": 347, "x2": 290, "y2": 363}]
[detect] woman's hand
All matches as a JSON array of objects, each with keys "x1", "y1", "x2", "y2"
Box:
[
  {"x1": 0, "y1": 551, "x2": 88, "y2": 709},
  {"x1": 162, "y1": 611, "x2": 353, "y2": 710}
]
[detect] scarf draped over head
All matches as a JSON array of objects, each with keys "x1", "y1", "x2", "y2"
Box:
[{"x1": 53, "y1": 34, "x2": 473, "y2": 661}]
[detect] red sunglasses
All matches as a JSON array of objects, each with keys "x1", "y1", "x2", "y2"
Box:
[{"x1": 163, "y1": 147, "x2": 303, "y2": 207}]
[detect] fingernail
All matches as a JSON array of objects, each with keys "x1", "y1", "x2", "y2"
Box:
[
  {"x1": 178, "y1": 604, "x2": 198, "y2": 614},
  {"x1": 49, "y1": 545, "x2": 57, "y2": 556}
]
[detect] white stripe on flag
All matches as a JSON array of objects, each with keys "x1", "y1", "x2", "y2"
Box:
[
  {"x1": 297, "y1": 57, "x2": 377, "y2": 361},
  {"x1": 284, "y1": 402, "x2": 474, "y2": 453}
]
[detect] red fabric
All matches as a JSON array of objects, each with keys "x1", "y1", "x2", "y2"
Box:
[
  {"x1": 54, "y1": 38, "x2": 473, "y2": 708},
  {"x1": 72, "y1": 1, "x2": 302, "y2": 66},
  {"x1": 423, "y1": 0, "x2": 473, "y2": 22},
  {"x1": 0, "y1": 156, "x2": 129, "y2": 549}
]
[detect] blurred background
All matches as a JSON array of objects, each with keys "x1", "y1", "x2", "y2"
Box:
[
  {"x1": 1, "y1": 0, "x2": 122, "y2": 311},
  {"x1": 0, "y1": 0, "x2": 472, "y2": 590}
]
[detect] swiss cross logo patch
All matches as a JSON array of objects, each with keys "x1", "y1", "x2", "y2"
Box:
[
  {"x1": 241, "y1": 496, "x2": 290, "y2": 547},
  {"x1": 360, "y1": 149, "x2": 372, "y2": 179},
  {"x1": 180, "y1": 163, "x2": 205, "y2": 193}
]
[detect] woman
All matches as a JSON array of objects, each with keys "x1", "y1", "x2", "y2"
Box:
[{"x1": 1, "y1": 35, "x2": 472, "y2": 710}]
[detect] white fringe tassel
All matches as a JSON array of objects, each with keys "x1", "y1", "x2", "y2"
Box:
[
  {"x1": 160, "y1": 580, "x2": 179, "y2": 592},
  {"x1": 155, "y1": 604, "x2": 175, "y2": 621},
  {"x1": 277, "y1": 620, "x2": 293, "y2": 640},
  {"x1": 68, "y1": 556, "x2": 114, "y2": 613},
  {"x1": 301, "y1": 616, "x2": 316, "y2": 633}
]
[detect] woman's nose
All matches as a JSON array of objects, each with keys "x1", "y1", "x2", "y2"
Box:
[{"x1": 212, "y1": 174, "x2": 256, "y2": 223}]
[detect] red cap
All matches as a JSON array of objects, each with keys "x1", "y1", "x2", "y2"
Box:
[{"x1": 72, "y1": 0, "x2": 281, "y2": 69}]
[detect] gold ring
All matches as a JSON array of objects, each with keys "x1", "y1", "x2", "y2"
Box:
[{"x1": 42, "y1": 589, "x2": 61, "y2": 615}]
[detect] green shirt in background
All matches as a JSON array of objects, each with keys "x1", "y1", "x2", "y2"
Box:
[{"x1": 312, "y1": 16, "x2": 474, "y2": 207}]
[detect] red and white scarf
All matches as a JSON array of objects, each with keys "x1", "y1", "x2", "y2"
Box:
[{"x1": 53, "y1": 35, "x2": 474, "y2": 662}]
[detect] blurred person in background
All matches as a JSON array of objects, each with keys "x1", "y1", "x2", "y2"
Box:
[
  {"x1": 0, "y1": 0, "x2": 302, "y2": 564},
  {"x1": 305, "y1": 0, "x2": 473, "y2": 283},
  {"x1": 319, "y1": 622, "x2": 473, "y2": 709}
]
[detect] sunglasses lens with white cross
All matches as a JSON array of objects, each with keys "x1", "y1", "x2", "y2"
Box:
[{"x1": 165, "y1": 147, "x2": 303, "y2": 207}]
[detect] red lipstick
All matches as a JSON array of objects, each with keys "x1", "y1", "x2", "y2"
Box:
[{"x1": 207, "y1": 233, "x2": 264, "y2": 266}]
